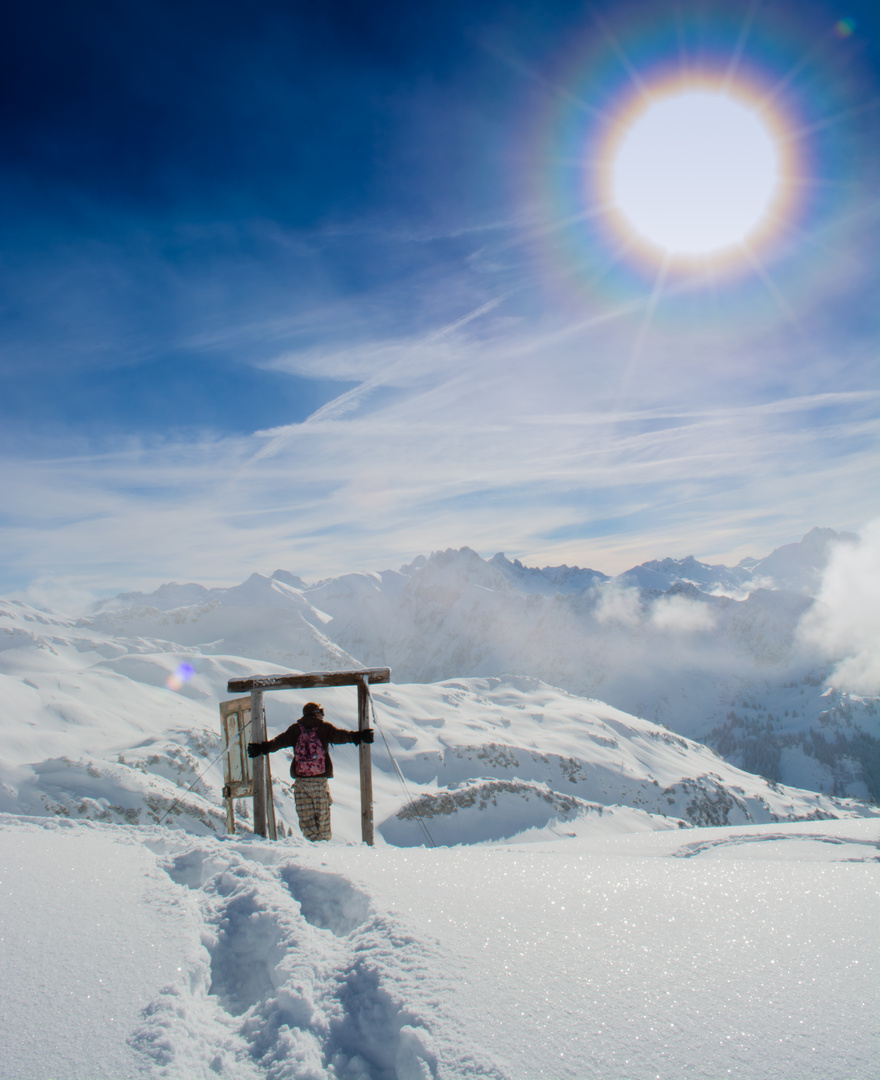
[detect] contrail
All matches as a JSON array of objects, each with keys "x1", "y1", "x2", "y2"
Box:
[{"x1": 246, "y1": 293, "x2": 512, "y2": 461}]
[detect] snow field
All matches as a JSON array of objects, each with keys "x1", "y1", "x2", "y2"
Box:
[
  {"x1": 1, "y1": 815, "x2": 877, "y2": 1080},
  {"x1": 5, "y1": 631, "x2": 870, "y2": 846},
  {"x1": 1, "y1": 819, "x2": 195, "y2": 1080},
  {"x1": 2, "y1": 537, "x2": 878, "y2": 1080}
]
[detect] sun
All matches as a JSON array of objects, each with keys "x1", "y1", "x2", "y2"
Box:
[{"x1": 606, "y1": 86, "x2": 784, "y2": 260}]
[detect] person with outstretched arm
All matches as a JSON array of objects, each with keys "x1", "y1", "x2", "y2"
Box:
[{"x1": 247, "y1": 701, "x2": 373, "y2": 841}]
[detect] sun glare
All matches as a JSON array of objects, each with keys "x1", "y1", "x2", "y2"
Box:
[{"x1": 606, "y1": 87, "x2": 783, "y2": 260}]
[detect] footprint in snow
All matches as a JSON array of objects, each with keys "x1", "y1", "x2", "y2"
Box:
[{"x1": 280, "y1": 865, "x2": 371, "y2": 936}]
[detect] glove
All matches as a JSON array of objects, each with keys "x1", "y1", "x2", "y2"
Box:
[
  {"x1": 358, "y1": 729, "x2": 375, "y2": 745},
  {"x1": 247, "y1": 742, "x2": 266, "y2": 758}
]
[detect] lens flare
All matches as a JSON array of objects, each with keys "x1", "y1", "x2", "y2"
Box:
[{"x1": 166, "y1": 661, "x2": 195, "y2": 692}]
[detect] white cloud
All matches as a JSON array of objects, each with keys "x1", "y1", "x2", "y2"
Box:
[
  {"x1": 798, "y1": 520, "x2": 880, "y2": 695},
  {"x1": 650, "y1": 594, "x2": 716, "y2": 633},
  {"x1": 23, "y1": 577, "x2": 100, "y2": 615},
  {"x1": 595, "y1": 582, "x2": 642, "y2": 627},
  {"x1": 2, "y1": 292, "x2": 878, "y2": 599},
  {"x1": 2, "y1": 379, "x2": 877, "y2": 601}
]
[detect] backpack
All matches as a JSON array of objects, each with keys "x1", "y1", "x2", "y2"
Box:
[{"x1": 295, "y1": 725, "x2": 327, "y2": 776}]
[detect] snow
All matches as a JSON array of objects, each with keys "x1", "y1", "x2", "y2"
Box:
[
  {"x1": 39, "y1": 527, "x2": 877, "y2": 801},
  {"x1": 1, "y1": 819, "x2": 195, "y2": 1080},
  {"x1": 1, "y1": 815, "x2": 877, "y2": 1080},
  {"x1": 1, "y1": 608, "x2": 870, "y2": 839},
  {"x1": 2, "y1": 528, "x2": 878, "y2": 1078}
]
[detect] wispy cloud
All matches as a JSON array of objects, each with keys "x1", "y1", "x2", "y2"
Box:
[
  {"x1": 302, "y1": 294, "x2": 511, "y2": 425},
  {"x1": 3, "y1": 304, "x2": 876, "y2": 603}
]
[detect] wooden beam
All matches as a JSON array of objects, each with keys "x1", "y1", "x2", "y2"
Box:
[
  {"x1": 358, "y1": 679, "x2": 374, "y2": 846},
  {"x1": 227, "y1": 667, "x2": 390, "y2": 694}
]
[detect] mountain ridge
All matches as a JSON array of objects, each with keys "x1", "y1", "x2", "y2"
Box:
[
  {"x1": 88, "y1": 525, "x2": 851, "y2": 614},
  {"x1": 0, "y1": 592, "x2": 874, "y2": 844},
  {"x1": 4, "y1": 528, "x2": 877, "y2": 811}
]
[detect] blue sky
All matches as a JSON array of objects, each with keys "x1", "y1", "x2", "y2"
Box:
[{"x1": 2, "y1": 0, "x2": 878, "y2": 602}]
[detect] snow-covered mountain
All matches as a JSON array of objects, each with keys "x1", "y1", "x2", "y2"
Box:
[
  {"x1": 1, "y1": 526, "x2": 877, "y2": 844},
  {"x1": 0, "y1": 593, "x2": 874, "y2": 844},
  {"x1": 51, "y1": 526, "x2": 878, "y2": 803}
]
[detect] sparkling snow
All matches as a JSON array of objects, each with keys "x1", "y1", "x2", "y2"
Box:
[
  {"x1": 1, "y1": 815, "x2": 877, "y2": 1080},
  {"x1": 1, "y1": 534, "x2": 878, "y2": 1079}
]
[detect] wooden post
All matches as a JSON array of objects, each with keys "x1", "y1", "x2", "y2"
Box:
[
  {"x1": 251, "y1": 689, "x2": 267, "y2": 838},
  {"x1": 358, "y1": 678, "x2": 374, "y2": 846},
  {"x1": 265, "y1": 754, "x2": 278, "y2": 841}
]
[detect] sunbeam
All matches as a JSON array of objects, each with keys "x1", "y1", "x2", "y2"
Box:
[
  {"x1": 632, "y1": 252, "x2": 673, "y2": 360},
  {"x1": 739, "y1": 241, "x2": 805, "y2": 332},
  {"x1": 720, "y1": 0, "x2": 763, "y2": 91}
]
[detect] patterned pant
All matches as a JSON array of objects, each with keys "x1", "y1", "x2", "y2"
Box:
[{"x1": 293, "y1": 777, "x2": 332, "y2": 841}]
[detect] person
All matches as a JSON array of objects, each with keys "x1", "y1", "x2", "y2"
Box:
[{"x1": 247, "y1": 702, "x2": 374, "y2": 842}]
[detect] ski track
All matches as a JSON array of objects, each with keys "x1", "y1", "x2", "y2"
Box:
[{"x1": 670, "y1": 830, "x2": 880, "y2": 859}]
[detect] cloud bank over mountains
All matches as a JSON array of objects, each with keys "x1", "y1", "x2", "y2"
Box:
[
  {"x1": 797, "y1": 520, "x2": 880, "y2": 696},
  {"x1": 5, "y1": 524, "x2": 876, "y2": 819},
  {"x1": 82, "y1": 524, "x2": 876, "y2": 696}
]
